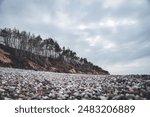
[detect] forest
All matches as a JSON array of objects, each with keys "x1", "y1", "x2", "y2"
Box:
[
  {"x1": 0, "y1": 28, "x2": 90, "y2": 64},
  {"x1": 0, "y1": 28, "x2": 109, "y2": 75}
]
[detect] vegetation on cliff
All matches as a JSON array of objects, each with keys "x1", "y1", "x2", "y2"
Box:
[{"x1": 0, "y1": 28, "x2": 109, "y2": 75}]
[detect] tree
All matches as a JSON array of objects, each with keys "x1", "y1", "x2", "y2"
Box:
[
  {"x1": 20, "y1": 31, "x2": 28, "y2": 50},
  {"x1": 54, "y1": 41, "x2": 61, "y2": 58},
  {"x1": 28, "y1": 34, "x2": 35, "y2": 53},
  {"x1": 1, "y1": 28, "x2": 11, "y2": 46},
  {"x1": 70, "y1": 51, "x2": 77, "y2": 60},
  {"x1": 34, "y1": 35, "x2": 42, "y2": 54},
  {"x1": 83, "y1": 58, "x2": 88, "y2": 64}
]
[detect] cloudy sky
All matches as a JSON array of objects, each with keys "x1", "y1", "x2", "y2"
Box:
[{"x1": 0, "y1": 0, "x2": 150, "y2": 74}]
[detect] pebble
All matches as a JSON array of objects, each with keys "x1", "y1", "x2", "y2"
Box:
[
  {"x1": 8, "y1": 86, "x2": 16, "y2": 92},
  {"x1": 0, "y1": 88, "x2": 5, "y2": 92},
  {"x1": 2, "y1": 81, "x2": 7, "y2": 84},
  {"x1": 126, "y1": 94, "x2": 135, "y2": 100},
  {"x1": 112, "y1": 94, "x2": 125, "y2": 100},
  {"x1": 100, "y1": 96, "x2": 107, "y2": 100},
  {"x1": 4, "y1": 97, "x2": 12, "y2": 100}
]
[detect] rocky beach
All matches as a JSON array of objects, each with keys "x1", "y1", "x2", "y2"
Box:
[{"x1": 0, "y1": 67, "x2": 150, "y2": 100}]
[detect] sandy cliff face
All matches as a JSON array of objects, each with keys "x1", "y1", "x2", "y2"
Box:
[{"x1": 0, "y1": 49, "x2": 12, "y2": 64}]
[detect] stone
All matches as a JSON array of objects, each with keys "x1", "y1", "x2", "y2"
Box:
[
  {"x1": 132, "y1": 85, "x2": 139, "y2": 90},
  {"x1": 16, "y1": 89, "x2": 20, "y2": 94},
  {"x1": 146, "y1": 87, "x2": 150, "y2": 92},
  {"x1": 112, "y1": 94, "x2": 125, "y2": 100},
  {"x1": 126, "y1": 94, "x2": 135, "y2": 100},
  {"x1": 100, "y1": 96, "x2": 107, "y2": 100},
  {"x1": 8, "y1": 86, "x2": 16, "y2": 92},
  {"x1": 2, "y1": 81, "x2": 7, "y2": 84},
  {"x1": 73, "y1": 92, "x2": 79, "y2": 96},
  {"x1": 0, "y1": 88, "x2": 5, "y2": 92},
  {"x1": 42, "y1": 96, "x2": 49, "y2": 100},
  {"x1": 135, "y1": 95, "x2": 140, "y2": 100},
  {"x1": 4, "y1": 97, "x2": 12, "y2": 100}
]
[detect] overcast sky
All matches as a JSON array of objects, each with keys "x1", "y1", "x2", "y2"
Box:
[{"x1": 0, "y1": 0, "x2": 150, "y2": 74}]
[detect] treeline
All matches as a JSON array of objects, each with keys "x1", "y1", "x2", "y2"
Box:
[{"x1": 0, "y1": 28, "x2": 101, "y2": 70}]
